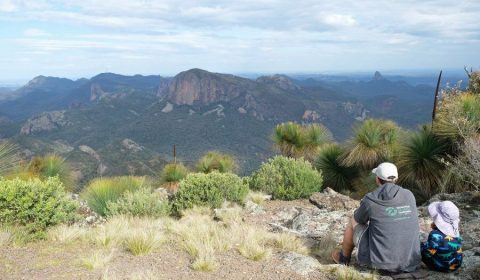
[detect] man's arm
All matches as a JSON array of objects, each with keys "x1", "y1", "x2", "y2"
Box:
[{"x1": 353, "y1": 198, "x2": 370, "y2": 225}]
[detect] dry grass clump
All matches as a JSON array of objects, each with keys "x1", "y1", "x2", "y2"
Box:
[
  {"x1": 47, "y1": 224, "x2": 87, "y2": 244},
  {"x1": 124, "y1": 230, "x2": 164, "y2": 256},
  {"x1": 246, "y1": 191, "x2": 269, "y2": 205},
  {"x1": 87, "y1": 215, "x2": 171, "y2": 256},
  {"x1": 0, "y1": 228, "x2": 13, "y2": 246},
  {"x1": 82, "y1": 250, "x2": 114, "y2": 271},
  {"x1": 271, "y1": 232, "x2": 309, "y2": 255},
  {"x1": 235, "y1": 224, "x2": 272, "y2": 261},
  {"x1": 173, "y1": 208, "x2": 224, "y2": 271},
  {"x1": 214, "y1": 202, "x2": 244, "y2": 224},
  {"x1": 321, "y1": 265, "x2": 378, "y2": 280},
  {"x1": 174, "y1": 205, "x2": 277, "y2": 270}
]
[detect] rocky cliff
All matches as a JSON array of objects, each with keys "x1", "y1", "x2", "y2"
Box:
[{"x1": 162, "y1": 68, "x2": 252, "y2": 106}]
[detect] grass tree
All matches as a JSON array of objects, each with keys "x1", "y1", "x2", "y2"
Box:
[
  {"x1": 342, "y1": 119, "x2": 400, "y2": 169},
  {"x1": 196, "y1": 151, "x2": 238, "y2": 174},
  {"x1": 27, "y1": 154, "x2": 75, "y2": 191},
  {"x1": 397, "y1": 125, "x2": 450, "y2": 200},
  {"x1": 160, "y1": 163, "x2": 189, "y2": 183},
  {"x1": 273, "y1": 122, "x2": 332, "y2": 161},
  {"x1": 314, "y1": 144, "x2": 359, "y2": 192},
  {"x1": 0, "y1": 141, "x2": 19, "y2": 176}
]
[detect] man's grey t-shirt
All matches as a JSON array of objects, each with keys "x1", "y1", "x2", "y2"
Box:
[{"x1": 354, "y1": 183, "x2": 421, "y2": 272}]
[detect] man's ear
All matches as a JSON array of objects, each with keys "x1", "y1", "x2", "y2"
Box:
[{"x1": 375, "y1": 176, "x2": 380, "y2": 186}]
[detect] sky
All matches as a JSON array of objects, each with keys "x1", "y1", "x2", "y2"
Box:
[{"x1": 0, "y1": 0, "x2": 479, "y2": 81}]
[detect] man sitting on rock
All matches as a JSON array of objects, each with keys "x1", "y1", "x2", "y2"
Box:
[{"x1": 332, "y1": 162, "x2": 421, "y2": 274}]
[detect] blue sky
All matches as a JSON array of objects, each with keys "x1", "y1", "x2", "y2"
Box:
[{"x1": 0, "y1": 0, "x2": 479, "y2": 81}]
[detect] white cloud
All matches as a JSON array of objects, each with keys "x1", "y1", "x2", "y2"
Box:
[
  {"x1": 0, "y1": 0, "x2": 16, "y2": 12},
  {"x1": 23, "y1": 28, "x2": 50, "y2": 37},
  {"x1": 321, "y1": 14, "x2": 356, "y2": 28}
]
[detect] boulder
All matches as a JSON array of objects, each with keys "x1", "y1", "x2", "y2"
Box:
[{"x1": 309, "y1": 187, "x2": 360, "y2": 211}]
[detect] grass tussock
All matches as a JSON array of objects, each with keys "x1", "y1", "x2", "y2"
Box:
[
  {"x1": 235, "y1": 224, "x2": 272, "y2": 261},
  {"x1": 124, "y1": 230, "x2": 163, "y2": 256},
  {"x1": 47, "y1": 224, "x2": 87, "y2": 244},
  {"x1": 0, "y1": 228, "x2": 13, "y2": 246},
  {"x1": 271, "y1": 232, "x2": 310, "y2": 255},
  {"x1": 82, "y1": 250, "x2": 114, "y2": 271},
  {"x1": 325, "y1": 265, "x2": 378, "y2": 280},
  {"x1": 246, "y1": 191, "x2": 269, "y2": 205}
]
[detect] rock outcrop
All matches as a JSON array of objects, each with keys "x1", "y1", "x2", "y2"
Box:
[
  {"x1": 20, "y1": 111, "x2": 69, "y2": 135},
  {"x1": 162, "y1": 68, "x2": 248, "y2": 106},
  {"x1": 261, "y1": 188, "x2": 480, "y2": 279}
]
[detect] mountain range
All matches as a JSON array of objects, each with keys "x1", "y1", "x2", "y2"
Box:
[{"x1": 0, "y1": 68, "x2": 444, "y2": 187}]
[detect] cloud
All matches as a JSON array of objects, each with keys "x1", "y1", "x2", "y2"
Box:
[
  {"x1": 320, "y1": 14, "x2": 356, "y2": 28},
  {"x1": 0, "y1": 0, "x2": 16, "y2": 12},
  {"x1": 23, "y1": 28, "x2": 50, "y2": 37}
]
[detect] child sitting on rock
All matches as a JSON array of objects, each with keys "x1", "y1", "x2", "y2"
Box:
[{"x1": 421, "y1": 201, "x2": 463, "y2": 272}]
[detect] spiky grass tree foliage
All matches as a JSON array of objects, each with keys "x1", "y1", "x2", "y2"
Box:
[
  {"x1": 397, "y1": 125, "x2": 450, "y2": 201},
  {"x1": 435, "y1": 92, "x2": 480, "y2": 140},
  {"x1": 196, "y1": 151, "x2": 237, "y2": 174},
  {"x1": 0, "y1": 141, "x2": 19, "y2": 176},
  {"x1": 82, "y1": 176, "x2": 146, "y2": 216},
  {"x1": 160, "y1": 163, "x2": 189, "y2": 183},
  {"x1": 342, "y1": 119, "x2": 400, "y2": 169},
  {"x1": 273, "y1": 122, "x2": 332, "y2": 161},
  {"x1": 24, "y1": 154, "x2": 75, "y2": 191},
  {"x1": 314, "y1": 144, "x2": 359, "y2": 192}
]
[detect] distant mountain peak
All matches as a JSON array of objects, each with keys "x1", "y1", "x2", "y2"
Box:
[
  {"x1": 373, "y1": 71, "x2": 385, "y2": 81},
  {"x1": 256, "y1": 74, "x2": 300, "y2": 91},
  {"x1": 163, "y1": 68, "x2": 251, "y2": 106}
]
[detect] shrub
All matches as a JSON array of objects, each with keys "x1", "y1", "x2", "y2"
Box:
[
  {"x1": 196, "y1": 151, "x2": 238, "y2": 174},
  {"x1": 82, "y1": 176, "x2": 146, "y2": 216},
  {"x1": 435, "y1": 92, "x2": 480, "y2": 140},
  {"x1": 105, "y1": 187, "x2": 171, "y2": 218},
  {"x1": 447, "y1": 136, "x2": 480, "y2": 192},
  {"x1": 249, "y1": 156, "x2": 323, "y2": 200},
  {"x1": 0, "y1": 177, "x2": 78, "y2": 233},
  {"x1": 160, "y1": 163, "x2": 188, "y2": 183},
  {"x1": 171, "y1": 172, "x2": 249, "y2": 214}
]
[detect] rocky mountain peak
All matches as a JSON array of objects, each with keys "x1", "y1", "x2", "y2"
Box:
[
  {"x1": 373, "y1": 71, "x2": 385, "y2": 81},
  {"x1": 162, "y1": 68, "x2": 250, "y2": 106},
  {"x1": 256, "y1": 74, "x2": 300, "y2": 91}
]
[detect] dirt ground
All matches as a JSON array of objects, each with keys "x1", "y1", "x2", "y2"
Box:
[{"x1": 0, "y1": 200, "x2": 334, "y2": 280}]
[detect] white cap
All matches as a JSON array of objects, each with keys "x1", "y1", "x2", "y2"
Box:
[{"x1": 371, "y1": 162, "x2": 398, "y2": 182}]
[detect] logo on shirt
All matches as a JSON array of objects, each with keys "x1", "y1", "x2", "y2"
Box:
[
  {"x1": 385, "y1": 205, "x2": 412, "y2": 218},
  {"x1": 385, "y1": 207, "x2": 398, "y2": 216}
]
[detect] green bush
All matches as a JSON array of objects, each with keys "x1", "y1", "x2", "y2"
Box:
[
  {"x1": 0, "y1": 177, "x2": 77, "y2": 233},
  {"x1": 160, "y1": 163, "x2": 188, "y2": 183},
  {"x1": 196, "y1": 151, "x2": 238, "y2": 174},
  {"x1": 105, "y1": 187, "x2": 171, "y2": 217},
  {"x1": 81, "y1": 176, "x2": 146, "y2": 216},
  {"x1": 171, "y1": 172, "x2": 248, "y2": 214},
  {"x1": 250, "y1": 156, "x2": 323, "y2": 200}
]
